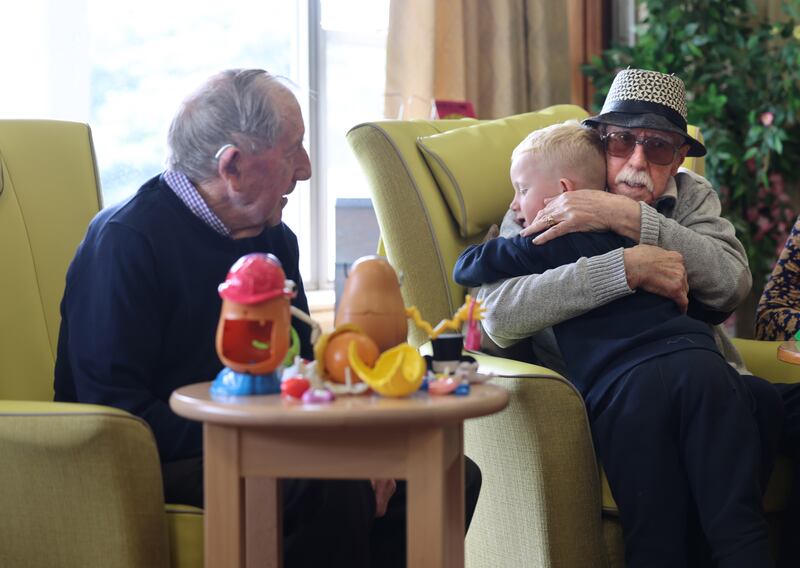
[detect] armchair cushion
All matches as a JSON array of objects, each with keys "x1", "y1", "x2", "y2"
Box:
[{"x1": 416, "y1": 105, "x2": 588, "y2": 238}]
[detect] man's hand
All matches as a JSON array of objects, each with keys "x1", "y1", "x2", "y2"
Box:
[
  {"x1": 371, "y1": 478, "x2": 397, "y2": 518},
  {"x1": 521, "y1": 190, "x2": 640, "y2": 244},
  {"x1": 623, "y1": 245, "x2": 689, "y2": 313}
]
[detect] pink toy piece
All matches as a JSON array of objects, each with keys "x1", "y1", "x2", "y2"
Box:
[
  {"x1": 428, "y1": 377, "x2": 459, "y2": 396},
  {"x1": 464, "y1": 298, "x2": 481, "y2": 351},
  {"x1": 302, "y1": 388, "x2": 335, "y2": 404}
]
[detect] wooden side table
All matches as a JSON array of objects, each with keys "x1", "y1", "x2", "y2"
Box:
[
  {"x1": 778, "y1": 341, "x2": 800, "y2": 365},
  {"x1": 170, "y1": 383, "x2": 508, "y2": 568}
]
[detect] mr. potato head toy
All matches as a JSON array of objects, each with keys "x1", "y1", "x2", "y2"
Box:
[
  {"x1": 210, "y1": 253, "x2": 297, "y2": 398},
  {"x1": 335, "y1": 255, "x2": 408, "y2": 352}
]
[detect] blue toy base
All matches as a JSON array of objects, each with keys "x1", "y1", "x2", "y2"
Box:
[{"x1": 210, "y1": 367, "x2": 281, "y2": 399}]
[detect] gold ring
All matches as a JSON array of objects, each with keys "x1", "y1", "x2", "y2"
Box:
[{"x1": 544, "y1": 215, "x2": 557, "y2": 228}]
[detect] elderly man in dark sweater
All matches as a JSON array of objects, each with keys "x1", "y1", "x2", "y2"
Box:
[{"x1": 54, "y1": 68, "x2": 480, "y2": 568}]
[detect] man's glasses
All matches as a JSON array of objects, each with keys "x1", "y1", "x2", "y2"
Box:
[{"x1": 601, "y1": 131, "x2": 683, "y2": 166}]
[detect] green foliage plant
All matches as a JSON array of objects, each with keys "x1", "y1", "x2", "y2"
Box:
[{"x1": 583, "y1": 0, "x2": 800, "y2": 284}]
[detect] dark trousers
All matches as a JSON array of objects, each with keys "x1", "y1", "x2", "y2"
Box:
[
  {"x1": 162, "y1": 455, "x2": 482, "y2": 568},
  {"x1": 686, "y1": 373, "x2": 783, "y2": 568},
  {"x1": 775, "y1": 382, "x2": 800, "y2": 568},
  {"x1": 589, "y1": 351, "x2": 779, "y2": 568}
]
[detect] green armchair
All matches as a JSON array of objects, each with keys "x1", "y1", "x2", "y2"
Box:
[
  {"x1": 347, "y1": 105, "x2": 798, "y2": 567},
  {"x1": 0, "y1": 120, "x2": 202, "y2": 568}
]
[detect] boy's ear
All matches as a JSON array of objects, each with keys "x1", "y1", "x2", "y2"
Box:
[{"x1": 559, "y1": 178, "x2": 577, "y2": 193}]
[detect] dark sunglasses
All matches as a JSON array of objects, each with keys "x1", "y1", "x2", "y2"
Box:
[{"x1": 601, "y1": 131, "x2": 683, "y2": 166}]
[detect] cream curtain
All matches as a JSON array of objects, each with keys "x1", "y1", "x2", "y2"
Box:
[{"x1": 384, "y1": 0, "x2": 571, "y2": 119}]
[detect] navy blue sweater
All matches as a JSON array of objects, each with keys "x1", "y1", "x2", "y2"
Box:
[
  {"x1": 54, "y1": 174, "x2": 312, "y2": 462},
  {"x1": 453, "y1": 232, "x2": 721, "y2": 406}
]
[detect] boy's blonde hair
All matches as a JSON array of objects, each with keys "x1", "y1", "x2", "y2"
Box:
[{"x1": 511, "y1": 120, "x2": 606, "y2": 190}]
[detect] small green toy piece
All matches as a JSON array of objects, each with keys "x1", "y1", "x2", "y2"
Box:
[{"x1": 283, "y1": 327, "x2": 301, "y2": 367}]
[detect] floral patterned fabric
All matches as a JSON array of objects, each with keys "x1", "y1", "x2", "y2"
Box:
[{"x1": 756, "y1": 216, "x2": 800, "y2": 339}]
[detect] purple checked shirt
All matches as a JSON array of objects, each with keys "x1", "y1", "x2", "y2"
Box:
[{"x1": 163, "y1": 170, "x2": 231, "y2": 237}]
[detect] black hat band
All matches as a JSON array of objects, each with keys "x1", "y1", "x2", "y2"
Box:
[{"x1": 601, "y1": 99, "x2": 687, "y2": 132}]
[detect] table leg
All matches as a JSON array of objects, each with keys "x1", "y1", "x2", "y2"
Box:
[
  {"x1": 205, "y1": 424, "x2": 245, "y2": 567},
  {"x1": 444, "y1": 423, "x2": 465, "y2": 565},
  {"x1": 406, "y1": 424, "x2": 465, "y2": 568},
  {"x1": 246, "y1": 477, "x2": 282, "y2": 568}
]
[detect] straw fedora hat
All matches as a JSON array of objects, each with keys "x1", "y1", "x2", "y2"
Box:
[{"x1": 583, "y1": 68, "x2": 706, "y2": 157}]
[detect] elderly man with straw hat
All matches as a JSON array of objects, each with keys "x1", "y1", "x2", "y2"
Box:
[{"x1": 479, "y1": 69, "x2": 783, "y2": 567}]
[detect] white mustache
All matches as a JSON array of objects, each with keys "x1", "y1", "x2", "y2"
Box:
[{"x1": 615, "y1": 169, "x2": 654, "y2": 193}]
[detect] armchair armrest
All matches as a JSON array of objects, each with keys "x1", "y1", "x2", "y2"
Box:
[
  {"x1": 729, "y1": 338, "x2": 798, "y2": 515},
  {"x1": 464, "y1": 353, "x2": 607, "y2": 567},
  {"x1": 731, "y1": 338, "x2": 800, "y2": 384},
  {"x1": 0, "y1": 401, "x2": 204, "y2": 568},
  {"x1": 0, "y1": 401, "x2": 171, "y2": 567}
]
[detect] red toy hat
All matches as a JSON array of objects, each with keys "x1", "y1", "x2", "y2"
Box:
[{"x1": 218, "y1": 253, "x2": 297, "y2": 304}]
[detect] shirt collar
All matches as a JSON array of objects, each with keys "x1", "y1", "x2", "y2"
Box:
[
  {"x1": 654, "y1": 175, "x2": 678, "y2": 215},
  {"x1": 163, "y1": 170, "x2": 231, "y2": 237}
]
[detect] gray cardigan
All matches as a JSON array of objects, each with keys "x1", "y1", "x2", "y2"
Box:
[{"x1": 477, "y1": 169, "x2": 751, "y2": 375}]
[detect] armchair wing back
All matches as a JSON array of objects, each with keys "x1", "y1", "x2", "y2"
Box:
[
  {"x1": 348, "y1": 105, "x2": 596, "y2": 345},
  {"x1": 0, "y1": 120, "x2": 201, "y2": 568},
  {"x1": 0, "y1": 120, "x2": 102, "y2": 401}
]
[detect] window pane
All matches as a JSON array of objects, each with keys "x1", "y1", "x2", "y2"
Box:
[
  {"x1": 324, "y1": 33, "x2": 387, "y2": 202},
  {"x1": 86, "y1": 0, "x2": 310, "y2": 278},
  {"x1": 320, "y1": 0, "x2": 389, "y2": 281},
  {"x1": 88, "y1": 0, "x2": 300, "y2": 205},
  {"x1": 1, "y1": 1, "x2": 392, "y2": 292},
  {"x1": 321, "y1": 0, "x2": 390, "y2": 32}
]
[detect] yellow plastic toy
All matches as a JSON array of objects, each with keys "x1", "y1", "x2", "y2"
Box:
[
  {"x1": 405, "y1": 294, "x2": 485, "y2": 341},
  {"x1": 347, "y1": 342, "x2": 426, "y2": 397}
]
